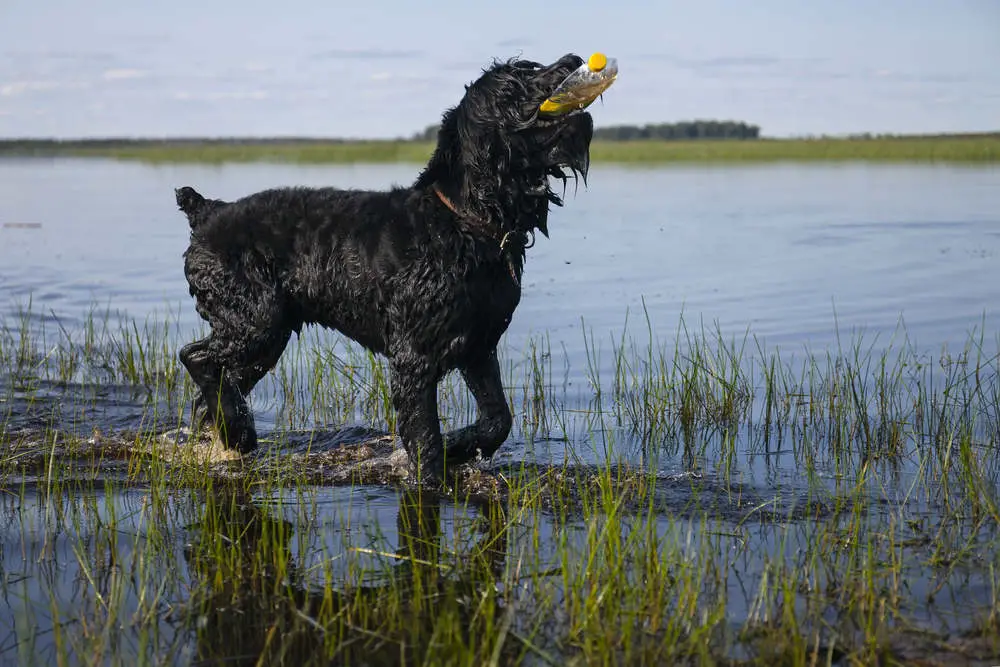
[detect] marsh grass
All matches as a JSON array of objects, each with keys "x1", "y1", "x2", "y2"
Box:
[
  {"x1": 3, "y1": 134, "x2": 999, "y2": 165},
  {"x1": 588, "y1": 135, "x2": 1000, "y2": 164},
  {"x1": 1, "y1": 301, "x2": 999, "y2": 666}
]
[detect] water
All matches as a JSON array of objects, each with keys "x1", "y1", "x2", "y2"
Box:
[
  {"x1": 3, "y1": 158, "x2": 997, "y2": 456},
  {"x1": 2, "y1": 159, "x2": 998, "y2": 359},
  {"x1": 2, "y1": 158, "x2": 999, "y2": 664}
]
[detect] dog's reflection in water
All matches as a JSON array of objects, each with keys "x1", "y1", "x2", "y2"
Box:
[{"x1": 183, "y1": 487, "x2": 509, "y2": 666}]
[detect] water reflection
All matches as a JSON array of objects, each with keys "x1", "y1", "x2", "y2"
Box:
[{"x1": 183, "y1": 486, "x2": 509, "y2": 666}]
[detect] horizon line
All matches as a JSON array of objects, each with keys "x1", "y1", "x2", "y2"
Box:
[{"x1": 2, "y1": 129, "x2": 999, "y2": 143}]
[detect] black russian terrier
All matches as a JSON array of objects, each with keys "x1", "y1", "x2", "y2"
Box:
[{"x1": 175, "y1": 53, "x2": 598, "y2": 483}]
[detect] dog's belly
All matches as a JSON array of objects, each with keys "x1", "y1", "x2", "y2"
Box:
[
  {"x1": 285, "y1": 284, "x2": 387, "y2": 354},
  {"x1": 285, "y1": 248, "x2": 521, "y2": 367},
  {"x1": 305, "y1": 306, "x2": 389, "y2": 354},
  {"x1": 301, "y1": 299, "x2": 513, "y2": 368},
  {"x1": 322, "y1": 320, "x2": 387, "y2": 353}
]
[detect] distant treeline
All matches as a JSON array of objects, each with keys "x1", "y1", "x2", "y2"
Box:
[
  {"x1": 594, "y1": 120, "x2": 761, "y2": 141},
  {"x1": 412, "y1": 120, "x2": 762, "y2": 142}
]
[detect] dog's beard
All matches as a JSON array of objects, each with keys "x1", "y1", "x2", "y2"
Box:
[
  {"x1": 546, "y1": 129, "x2": 592, "y2": 205},
  {"x1": 542, "y1": 113, "x2": 593, "y2": 181},
  {"x1": 518, "y1": 111, "x2": 594, "y2": 217}
]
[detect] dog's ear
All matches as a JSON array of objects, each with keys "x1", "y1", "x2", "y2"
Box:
[
  {"x1": 457, "y1": 98, "x2": 510, "y2": 178},
  {"x1": 416, "y1": 90, "x2": 512, "y2": 220},
  {"x1": 457, "y1": 108, "x2": 493, "y2": 178},
  {"x1": 414, "y1": 106, "x2": 470, "y2": 202}
]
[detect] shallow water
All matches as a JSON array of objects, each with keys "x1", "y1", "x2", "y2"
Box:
[{"x1": 2, "y1": 158, "x2": 999, "y2": 664}]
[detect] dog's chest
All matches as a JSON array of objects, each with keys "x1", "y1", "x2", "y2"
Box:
[
  {"x1": 429, "y1": 259, "x2": 522, "y2": 360},
  {"x1": 473, "y1": 277, "x2": 520, "y2": 338}
]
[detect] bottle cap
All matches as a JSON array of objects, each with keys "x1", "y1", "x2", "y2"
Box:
[{"x1": 588, "y1": 53, "x2": 607, "y2": 72}]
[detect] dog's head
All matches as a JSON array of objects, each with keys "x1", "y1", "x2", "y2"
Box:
[{"x1": 416, "y1": 53, "x2": 601, "y2": 238}]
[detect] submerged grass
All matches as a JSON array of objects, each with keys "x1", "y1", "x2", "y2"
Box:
[
  {"x1": 3, "y1": 134, "x2": 999, "y2": 165},
  {"x1": 1, "y1": 301, "x2": 999, "y2": 666}
]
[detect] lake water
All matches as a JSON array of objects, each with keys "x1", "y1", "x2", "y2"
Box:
[
  {"x1": 3, "y1": 158, "x2": 998, "y2": 363},
  {"x1": 4, "y1": 158, "x2": 999, "y2": 462},
  {"x1": 2, "y1": 158, "x2": 999, "y2": 664}
]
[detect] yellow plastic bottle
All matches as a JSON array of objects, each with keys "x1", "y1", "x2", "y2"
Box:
[{"x1": 540, "y1": 52, "x2": 618, "y2": 116}]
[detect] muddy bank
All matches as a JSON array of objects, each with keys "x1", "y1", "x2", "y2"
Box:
[
  {"x1": 1, "y1": 423, "x2": 504, "y2": 497},
  {"x1": 3, "y1": 421, "x2": 842, "y2": 529}
]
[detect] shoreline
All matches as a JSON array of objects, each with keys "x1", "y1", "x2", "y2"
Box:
[{"x1": 2, "y1": 133, "x2": 998, "y2": 164}]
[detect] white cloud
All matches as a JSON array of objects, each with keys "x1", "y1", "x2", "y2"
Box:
[
  {"x1": 0, "y1": 80, "x2": 59, "y2": 96},
  {"x1": 173, "y1": 89, "x2": 269, "y2": 101},
  {"x1": 102, "y1": 68, "x2": 146, "y2": 80},
  {"x1": 0, "y1": 79, "x2": 91, "y2": 96}
]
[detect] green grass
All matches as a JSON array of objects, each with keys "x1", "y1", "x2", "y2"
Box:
[
  {"x1": 589, "y1": 135, "x2": 1000, "y2": 164},
  {"x1": 1, "y1": 302, "x2": 999, "y2": 665},
  {"x1": 2, "y1": 133, "x2": 999, "y2": 165}
]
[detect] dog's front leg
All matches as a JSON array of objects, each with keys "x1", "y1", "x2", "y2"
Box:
[
  {"x1": 389, "y1": 355, "x2": 446, "y2": 483},
  {"x1": 443, "y1": 350, "x2": 512, "y2": 464}
]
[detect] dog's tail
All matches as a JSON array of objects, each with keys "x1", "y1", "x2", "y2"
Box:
[{"x1": 175, "y1": 186, "x2": 224, "y2": 228}]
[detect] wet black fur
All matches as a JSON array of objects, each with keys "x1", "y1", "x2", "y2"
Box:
[{"x1": 175, "y1": 53, "x2": 596, "y2": 482}]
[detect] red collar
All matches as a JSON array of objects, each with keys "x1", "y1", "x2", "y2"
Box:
[{"x1": 432, "y1": 184, "x2": 525, "y2": 284}]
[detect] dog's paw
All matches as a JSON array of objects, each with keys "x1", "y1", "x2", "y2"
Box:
[
  {"x1": 190, "y1": 392, "x2": 209, "y2": 430},
  {"x1": 441, "y1": 439, "x2": 488, "y2": 468},
  {"x1": 402, "y1": 456, "x2": 452, "y2": 493}
]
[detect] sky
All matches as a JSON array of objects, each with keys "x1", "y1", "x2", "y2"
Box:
[{"x1": 1, "y1": 0, "x2": 998, "y2": 139}]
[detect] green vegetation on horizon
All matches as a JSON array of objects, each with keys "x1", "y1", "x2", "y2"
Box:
[{"x1": 2, "y1": 132, "x2": 999, "y2": 165}]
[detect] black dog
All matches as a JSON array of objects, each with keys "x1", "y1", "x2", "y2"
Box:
[{"x1": 175, "y1": 53, "x2": 597, "y2": 482}]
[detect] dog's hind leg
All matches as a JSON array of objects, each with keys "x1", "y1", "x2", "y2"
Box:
[
  {"x1": 189, "y1": 334, "x2": 291, "y2": 429},
  {"x1": 181, "y1": 242, "x2": 297, "y2": 452},
  {"x1": 442, "y1": 350, "x2": 512, "y2": 464},
  {"x1": 230, "y1": 329, "x2": 293, "y2": 396},
  {"x1": 180, "y1": 267, "x2": 294, "y2": 455},
  {"x1": 181, "y1": 326, "x2": 292, "y2": 453},
  {"x1": 180, "y1": 336, "x2": 257, "y2": 452}
]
